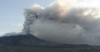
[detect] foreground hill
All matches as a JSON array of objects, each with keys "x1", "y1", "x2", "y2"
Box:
[{"x1": 0, "y1": 33, "x2": 100, "y2": 52}]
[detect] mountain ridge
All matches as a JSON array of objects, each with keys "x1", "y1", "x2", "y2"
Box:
[{"x1": 0, "y1": 33, "x2": 96, "y2": 48}]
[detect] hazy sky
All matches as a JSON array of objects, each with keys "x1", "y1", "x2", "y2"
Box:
[{"x1": 0, "y1": 0, "x2": 53, "y2": 35}]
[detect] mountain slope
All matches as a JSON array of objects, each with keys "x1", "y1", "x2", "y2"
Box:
[{"x1": 0, "y1": 33, "x2": 95, "y2": 48}]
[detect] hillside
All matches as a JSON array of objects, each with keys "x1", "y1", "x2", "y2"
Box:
[{"x1": 0, "y1": 33, "x2": 100, "y2": 52}]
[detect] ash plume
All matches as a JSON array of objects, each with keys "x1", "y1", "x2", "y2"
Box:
[{"x1": 23, "y1": 0, "x2": 100, "y2": 45}]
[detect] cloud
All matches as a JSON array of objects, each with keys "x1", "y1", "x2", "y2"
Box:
[
  {"x1": 15, "y1": 23, "x2": 23, "y2": 32},
  {"x1": 0, "y1": 22, "x2": 23, "y2": 36},
  {"x1": 0, "y1": 32, "x2": 7, "y2": 36},
  {"x1": 24, "y1": 0, "x2": 100, "y2": 45},
  {"x1": 9, "y1": 22, "x2": 23, "y2": 33}
]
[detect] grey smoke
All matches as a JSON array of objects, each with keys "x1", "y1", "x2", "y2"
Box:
[{"x1": 24, "y1": 1, "x2": 100, "y2": 45}]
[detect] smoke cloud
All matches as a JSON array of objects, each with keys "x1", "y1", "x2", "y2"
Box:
[{"x1": 25, "y1": 0, "x2": 100, "y2": 45}]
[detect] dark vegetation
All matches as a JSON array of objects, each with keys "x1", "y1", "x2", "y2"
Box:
[{"x1": 0, "y1": 33, "x2": 100, "y2": 52}]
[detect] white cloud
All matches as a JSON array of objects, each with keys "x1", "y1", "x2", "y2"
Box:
[
  {"x1": 15, "y1": 23, "x2": 23, "y2": 32},
  {"x1": 0, "y1": 22, "x2": 23, "y2": 36},
  {"x1": 0, "y1": 32, "x2": 6, "y2": 36}
]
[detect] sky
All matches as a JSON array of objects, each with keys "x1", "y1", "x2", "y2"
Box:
[{"x1": 0, "y1": 0, "x2": 53, "y2": 36}]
